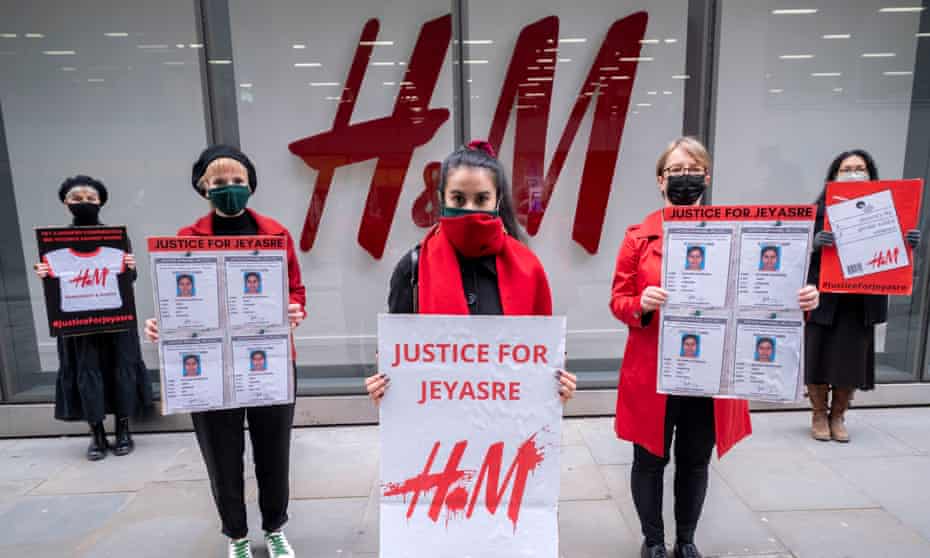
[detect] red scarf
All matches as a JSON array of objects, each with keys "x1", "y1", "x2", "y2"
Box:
[{"x1": 417, "y1": 217, "x2": 552, "y2": 316}]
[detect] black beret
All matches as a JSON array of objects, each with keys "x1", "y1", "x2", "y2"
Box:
[
  {"x1": 59, "y1": 175, "x2": 108, "y2": 206},
  {"x1": 191, "y1": 144, "x2": 257, "y2": 197}
]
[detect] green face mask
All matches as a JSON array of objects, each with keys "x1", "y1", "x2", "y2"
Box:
[
  {"x1": 440, "y1": 206, "x2": 499, "y2": 218},
  {"x1": 208, "y1": 185, "x2": 251, "y2": 216}
]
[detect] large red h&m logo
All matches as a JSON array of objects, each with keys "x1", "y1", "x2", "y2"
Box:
[
  {"x1": 289, "y1": 12, "x2": 648, "y2": 259},
  {"x1": 69, "y1": 268, "x2": 110, "y2": 289}
]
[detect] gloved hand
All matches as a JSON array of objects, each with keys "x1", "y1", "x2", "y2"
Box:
[
  {"x1": 907, "y1": 229, "x2": 921, "y2": 247},
  {"x1": 813, "y1": 230, "x2": 835, "y2": 249}
]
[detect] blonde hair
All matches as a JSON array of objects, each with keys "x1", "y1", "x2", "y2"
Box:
[
  {"x1": 198, "y1": 157, "x2": 249, "y2": 188},
  {"x1": 655, "y1": 136, "x2": 711, "y2": 177}
]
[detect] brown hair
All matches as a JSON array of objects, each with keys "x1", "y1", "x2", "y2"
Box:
[{"x1": 655, "y1": 136, "x2": 711, "y2": 177}]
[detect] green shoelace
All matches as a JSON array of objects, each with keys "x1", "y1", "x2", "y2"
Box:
[
  {"x1": 266, "y1": 532, "x2": 290, "y2": 556},
  {"x1": 231, "y1": 539, "x2": 250, "y2": 558}
]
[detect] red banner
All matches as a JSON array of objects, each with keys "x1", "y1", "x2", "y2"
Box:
[{"x1": 819, "y1": 179, "x2": 924, "y2": 295}]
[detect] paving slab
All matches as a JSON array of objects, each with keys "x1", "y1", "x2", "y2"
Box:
[
  {"x1": 559, "y1": 443, "x2": 611, "y2": 501},
  {"x1": 558, "y1": 499, "x2": 639, "y2": 558}
]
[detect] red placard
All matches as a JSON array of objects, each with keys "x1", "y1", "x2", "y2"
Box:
[{"x1": 819, "y1": 179, "x2": 924, "y2": 295}]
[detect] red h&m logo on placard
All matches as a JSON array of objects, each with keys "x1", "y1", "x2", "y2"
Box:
[
  {"x1": 868, "y1": 247, "x2": 901, "y2": 270},
  {"x1": 382, "y1": 433, "x2": 546, "y2": 530},
  {"x1": 69, "y1": 268, "x2": 110, "y2": 289},
  {"x1": 289, "y1": 12, "x2": 647, "y2": 259}
]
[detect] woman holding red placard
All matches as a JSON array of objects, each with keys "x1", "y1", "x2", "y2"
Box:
[
  {"x1": 806, "y1": 149, "x2": 921, "y2": 443},
  {"x1": 365, "y1": 140, "x2": 576, "y2": 404},
  {"x1": 610, "y1": 137, "x2": 820, "y2": 558}
]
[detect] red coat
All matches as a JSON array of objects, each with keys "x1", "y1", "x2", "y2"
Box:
[
  {"x1": 178, "y1": 209, "x2": 307, "y2": 355},
  {"x1": 610, "y1": 209, "x2": 751, "y2": 458}
]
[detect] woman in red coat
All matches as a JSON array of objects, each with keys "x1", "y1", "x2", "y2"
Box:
[{"x1": 610, "y1": 137, "x2": 819, "y2": 558}]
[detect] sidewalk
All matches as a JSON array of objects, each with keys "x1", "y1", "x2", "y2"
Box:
[{"x1": 2, "y1": 407, "x2": 929, "y2": 558}]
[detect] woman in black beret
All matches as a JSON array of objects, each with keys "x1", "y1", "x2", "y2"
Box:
[{"x1": 34, "y1": 175, "x2": 153, "y2": 460}]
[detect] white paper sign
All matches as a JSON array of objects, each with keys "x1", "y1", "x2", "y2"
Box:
[
  {"x1": 378, "y1": 314, "x2": 565, "y2": 558},
  {"x1": 664, "y1": 227, "x2": 734, "y2": 308},
  {"x1": 225, "y1": 256, "x2": 287, "y2": 328},
  {"x1": 659, "y1": 315, "x2": 728, "y2": 396},
  {"x1": 737, "y1": 227, "x2": 811, "y2": 309},
  {"x1": 826, "y1": 189, "x2": 909, "y2": 279},
  {"x1": 154, "y1": 257, "x2": 221, "y2": 331},
  {"x1": 231, "y1": 332, "x2": 292, "y2": 406},
  {"x1": 161, "y1": 337, "x2": 225, "y2": 413},
  {"x1": 732, "y1": 317, "x2": 803, "y2": 402}
]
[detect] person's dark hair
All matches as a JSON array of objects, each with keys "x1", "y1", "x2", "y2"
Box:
[
  {"x1": 245, "y1": 272, "x2": 261, "y2": 282},
  {"x1": 687, "y1": 246, "x2": 703, "y2": 257},
  {"x1": 817, "y1": 149, "x2": 879, "y2": 204},
  {"x1": 251, "y1": 350, "x2": 266, "y2": 360},
  {"x1": 438, "y1": 140, "x2": 525, "y2": 242},
  {"x1": 183, "y1": 355, "x2": 199, "y2": 365},
  {"x1": 756, "y1": 337, "x2": 774, "y2": 349},
  {"x1": 761, "y1": 246, "x2": 778, "y2": 257},
  {"x1": 177, "y1": 274, "x2": 194, "y2": 285},
  {"x1": 682, "y1": 334, "x2": 699, "y2": 345},
  {"x1": 59, "y1": 175, "x2": 108, "y2": 206}
]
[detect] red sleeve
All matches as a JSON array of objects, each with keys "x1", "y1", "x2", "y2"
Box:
[
  {"x1": 283, "y1": 229, "x2": 307, "y2": 313},
  {"x1": 42, "y1": 254, "x2": 55, "y2": 278},
  {"x1": 609, "y1": 229, "x2": 647, "y2": 328}
]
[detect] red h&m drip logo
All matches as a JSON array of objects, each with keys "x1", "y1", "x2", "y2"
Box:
[
  {"x1": 69, "y1": 268, "x2": 110, "y2": 288},
  {"x1": 382, "y1": 434, "x2": 546, "y2": 530},
  {"x1": 289, "y1": 12, "x2": 647, "y2": 259}
]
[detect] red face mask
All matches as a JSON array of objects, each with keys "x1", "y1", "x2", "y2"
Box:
[{"x1": 440, "y1": 213, "x2": 505, "y2": 258}]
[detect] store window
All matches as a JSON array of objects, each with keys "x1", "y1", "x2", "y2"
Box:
[
  {"x1": 713, "y1": 0, "x2": 928, "y2": 382},
  {"x1": 0, "y1": 0, "x2": 208, "y2": 401}
]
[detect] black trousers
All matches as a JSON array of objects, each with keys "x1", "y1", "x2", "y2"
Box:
[
  {"x1": 631, "y1": 395, "x2": 715, "y2": 547},
  {"x1": 192, "y1": 400, "x2": 295, "y2": 539}
]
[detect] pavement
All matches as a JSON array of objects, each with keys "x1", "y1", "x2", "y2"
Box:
[{"x1": 1, "y1": 407, "x2": 930, "y2": 558}]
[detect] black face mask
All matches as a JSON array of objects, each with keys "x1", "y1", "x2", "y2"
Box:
[
  {"x1": 68, "y1": 202, "x2": 101, "y2": 226},
  {"x1": 665, "y1": 174, "x2": 706, "y2": 206}
]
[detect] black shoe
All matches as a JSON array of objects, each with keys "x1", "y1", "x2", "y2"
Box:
[
  {"x1": 641, "y1": 541, "x2": 668, "y2": 558},
  {"x1": 87, "y1": 422, "x2": 108, "y2": 461},
  {"x1": 672, "y1": 542, "x2": 703, "y2": 558},
  {"x1": 112, "y1": 416, "x2": 134, "y2": 456}
]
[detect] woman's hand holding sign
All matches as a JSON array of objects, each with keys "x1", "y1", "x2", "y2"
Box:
[
  {"x1": 558, "y1": 369, "x2": 577, "y2": 402},
  {"x1": 366, "y1": 373, "x2": 390, "y2": 405}
]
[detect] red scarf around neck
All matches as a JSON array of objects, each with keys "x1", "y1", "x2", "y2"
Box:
[{"x1": 417, "y1": 222, "x2": 553, "y2": 316}]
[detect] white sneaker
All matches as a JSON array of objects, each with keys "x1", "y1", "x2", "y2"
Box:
[
  {"x1": 228, "y1": 538, "x2": 253, "y2": 558},
  {"x1": 264, "y1": 530, "x2": 295, "y2": 558}
]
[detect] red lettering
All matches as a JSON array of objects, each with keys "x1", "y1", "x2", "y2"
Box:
[
  {"x1": 492, "y1": 382, "x2": 506, "y2": 400},
  {"x1": 430, "y1": 381, "x2": 442, "y2": 400},
  {"x1": 509, "y1": 382, "x2": 521, "y2": 400},
  {"x1": 512, "y1": 344, "x2": 530, "y2": 363},
  {"x1": 460, "y1": 381, "x2": 475, "y2": 400},
  {"x1": 477, "y1": 382, "x2": 490, "y2": 400},
  {"x1": 533, "y1": 344, "x2": 548, "y2": 364},
  {"x1": 443, "y1": 381, "x2": 458, "y2": 400}
]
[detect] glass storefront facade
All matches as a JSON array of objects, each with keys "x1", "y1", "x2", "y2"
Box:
[{"x1": 1, "y1": 1, "x2": 928, "y2": 417}]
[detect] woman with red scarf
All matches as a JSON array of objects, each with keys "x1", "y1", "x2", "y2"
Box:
[
  {"x1": 611, "y1": 137, "x2": 820, "y2": 558},
  {"x1": 366, "y1": 140, "x2": 576, "y2": 403}
]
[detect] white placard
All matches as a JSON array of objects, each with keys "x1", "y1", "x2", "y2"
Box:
[
  {"x1": 378, "y1": 314, "x2": 565, "y2": 558},
  {"x1": 826, "y1": 189, "x2": 909, "y2": 279}
]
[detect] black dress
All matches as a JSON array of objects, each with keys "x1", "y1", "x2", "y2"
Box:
[
  {"x1": 54, "y1": 233, "x2": 153, "y2": 422},
  {"x1": 805, "y1": 201, "x2": 886, "y2": 390},
  {"x1": 388, "y1": 247, "x2": 503, "y2": 315}
]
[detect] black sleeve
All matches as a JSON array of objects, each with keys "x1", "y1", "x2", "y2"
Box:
[
  {"x1": 123, "y1": 233, "x2": 138, "y2": 283},
  {"x1": 388, "y1": 249, "x2": 416, "y2": 314}
]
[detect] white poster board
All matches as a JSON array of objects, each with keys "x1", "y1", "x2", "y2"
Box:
[
  {"x1": 658, "y1": 205, "x2": 815, "y2": 402},
  {"x1": 378, "y1": 314, "x2": 565, "y2": 558},
  {"x1": 148, "y1": 236, "x2": 293, "y2": 414}
]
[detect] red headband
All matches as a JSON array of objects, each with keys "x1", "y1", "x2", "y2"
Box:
[{"x1": 467, "y1": 139, "x2": 497, "y2": 159}]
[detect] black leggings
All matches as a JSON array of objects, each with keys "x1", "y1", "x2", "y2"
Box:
[{"x1": 631, "y1": 395, "x2": 715, "y2": 547}]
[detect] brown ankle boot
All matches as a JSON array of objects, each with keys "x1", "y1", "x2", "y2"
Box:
[
  {"x1": 829, "y1": 387, "x2": 853, "y2": 443},
  {"x1": 807, "y1": 384, "x2": 830, "y2": 441}
]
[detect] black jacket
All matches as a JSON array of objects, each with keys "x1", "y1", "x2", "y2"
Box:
[
  {"x1": 806, "y1": 200, "x2": 888, "y2": 326},
  {"x1": 388, "y1": 247, "x2": 503, "y2": 315}
]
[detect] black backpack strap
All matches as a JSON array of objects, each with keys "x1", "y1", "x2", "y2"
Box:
[{"x1": 410, "y1": 244, "x2": 421, "y2": 314}]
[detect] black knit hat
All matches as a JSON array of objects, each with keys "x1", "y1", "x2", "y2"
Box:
[
  {"x1": 59, "y1": 175, "x2": 108, "y2": 206},
  {"x1": 191, "y1": 144, "x2": 257, "y2": 197}
]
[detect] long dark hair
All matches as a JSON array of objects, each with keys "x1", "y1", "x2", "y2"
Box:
[
  {"x1": 439, "y1": 142, "x2": 526, "y2": 243},
  {"x1": 816, "y1": 149, "x2": 879, "y2": 204}
]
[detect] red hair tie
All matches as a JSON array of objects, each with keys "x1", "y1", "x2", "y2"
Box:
[{"x1": 467, "y1": 139, "x2": 497, "y2": 159}]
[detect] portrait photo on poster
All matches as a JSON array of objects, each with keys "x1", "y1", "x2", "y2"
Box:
[{"x1": 758, "y1": 246, "x2": 781, "y2": 272}]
